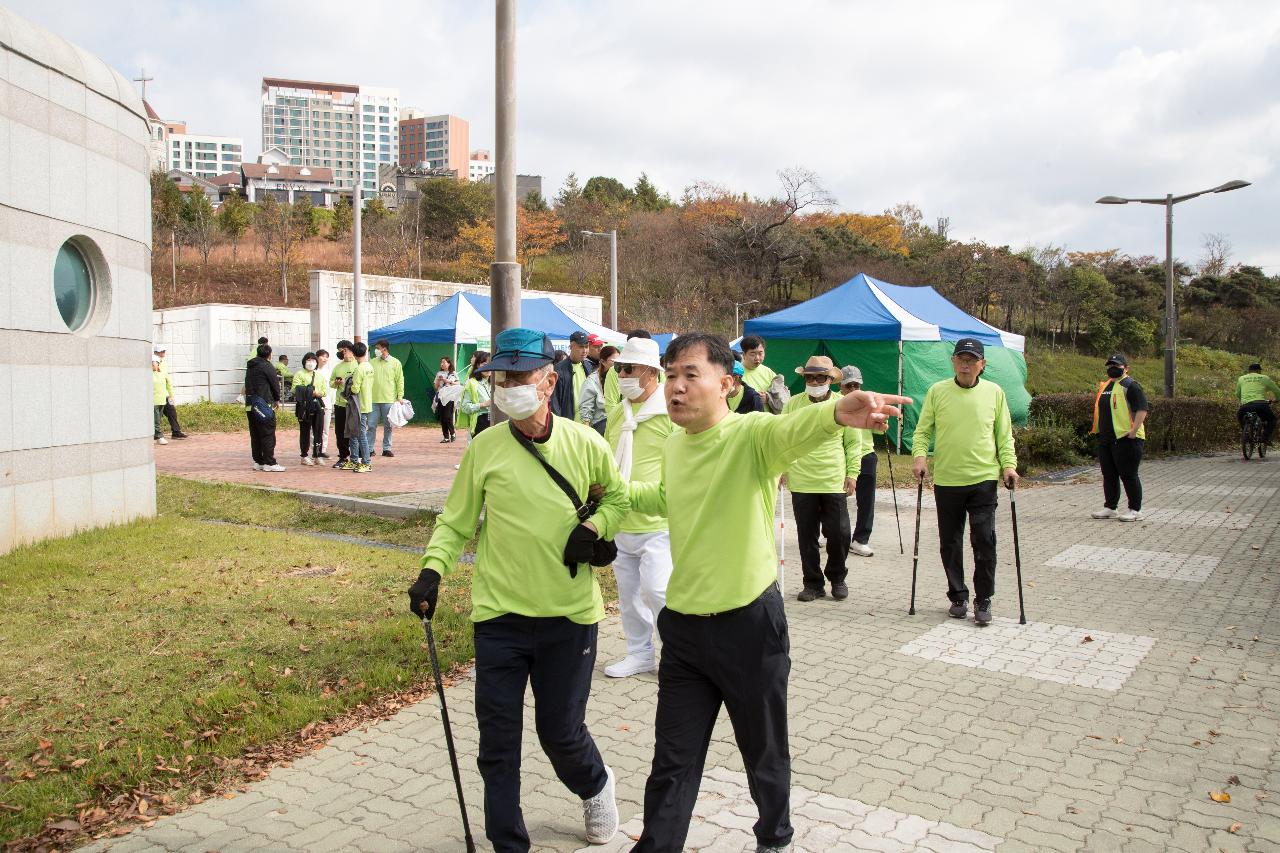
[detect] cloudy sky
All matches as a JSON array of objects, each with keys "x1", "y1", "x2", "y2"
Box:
[{"x1": 10, "y1": 0, "x2": 1278, "y2": 270}]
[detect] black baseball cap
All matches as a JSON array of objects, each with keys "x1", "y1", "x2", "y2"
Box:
[
  {"x1": 953, "y1": 338, "x2": 985, "y2": 358},
  {"x1": 1105, "y1": 353, "x2": 1128, "y2": 366},
  {"x1": 1248, "y1": 362, "x2": 1262, "y2": 371},
  {"x1": 568, "y1": 331, "x2": 589, "y2": 346}
]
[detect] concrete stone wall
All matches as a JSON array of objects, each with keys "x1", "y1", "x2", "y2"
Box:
[
  {"x1": 309, "y1": 270, "x2": 604, "y2": 351},
  {"x1": 0, "y1": 9, "x2": 155, "y2": 554},
  {"x1": 153, "y1": 305, "x2": 312, "y2": 403}
]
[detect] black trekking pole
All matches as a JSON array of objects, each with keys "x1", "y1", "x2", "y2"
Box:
[
  {"x1": 908, "y1": 476, "x2": 923, "y2": 615},
  {"x1": 884, "y1": 441, "x2": 904, "y2": 555},
  {"x1": 1007, "y1": 482, "x2": 1028, "y2": 625},
  {"x1": 422, "y1": 618, "x2": 477, "y2": 853}
]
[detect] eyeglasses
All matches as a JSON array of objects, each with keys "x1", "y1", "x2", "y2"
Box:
[
  {"x1": 804, "y1": 376, "x2": 831, "y2": 385},
  {"x1": 618, "y1": 364, "x2": 642, "y2": 375}
]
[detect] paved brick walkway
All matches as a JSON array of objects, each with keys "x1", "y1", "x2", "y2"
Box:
[
  {"x1": 89, "y1": 454, "x2": 1279, "y2": 852},
  {"x1": 155, "y1": 425, "x2": 461, "y2": 496}
]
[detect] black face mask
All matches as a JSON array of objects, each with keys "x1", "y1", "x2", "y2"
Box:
[{"x1": 1106, "y1": 366, "x2": 1124, "y2": 379}]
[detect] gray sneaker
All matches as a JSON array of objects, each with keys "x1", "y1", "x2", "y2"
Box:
[
  {"x1": 756, "y1": 843, "x2": 792, "y2": 852},
  {"x1": 974, "y1": 599, "x2": 992, "y2": 626},
  {"x1": 948, "y1": 600, "x2": 968, "y2": 619},
  {"x1": 583, "y1": 765, "x2": 618, "y2": 844}
]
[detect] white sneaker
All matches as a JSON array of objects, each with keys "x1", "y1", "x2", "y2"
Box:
[
  {"x1": 156, "y1": 436, "x2": 168, "y2": 445},
  {"x1": 252, "y1": 463, "x2": 264, "y2": 471},
  {"x1": 850, "y1": 541, "x2": 874, "y2": 557},
  {"x1": 263, "y1": 464, "x2": 286, "y2": 472},
  {"x1": 1117, "y1": 509, "x2": 1143, "y2": 522},
  {"x1": 1091, "y1": 507, "x2": 1118, "y2": 519},
  {"x1": 583, "y1": 765, "x2": 618, "y2": 844},
  {"x1": 604, "y1": 654, "x2": 657, "y2": 678}
]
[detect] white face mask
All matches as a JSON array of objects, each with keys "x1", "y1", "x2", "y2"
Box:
[
  {"x1": 806, "y1": 383, "x2": 830, "y2": 399},
  {"x1": 493, "y1": 382, "x2": 544, "y2": 420},
  {"x1": 619, "y1": 377, "x2": 645, "y2": 401},
  {"x1": 304, "y1": 360, "x2": 317, "y2": 370}
]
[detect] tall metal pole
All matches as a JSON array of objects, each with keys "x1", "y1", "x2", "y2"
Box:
[
  {"x1": 1163, "y1": 194, "x2": 1174, "y2": 398},
  {"x1": 352, "y1": 97, "x2": 364, "y2": 343},
  {"x1": 490, "y1": 0, "x2": 521, "y2": 423},
  {"x1": 609, "y1": 229, "x2": 618, "y2": 329}
]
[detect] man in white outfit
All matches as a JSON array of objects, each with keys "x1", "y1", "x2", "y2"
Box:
[{"x1": 604, "y1": 337, "x2": 675, "y2": 678}]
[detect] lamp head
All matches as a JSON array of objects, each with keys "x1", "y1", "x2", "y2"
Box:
[
  {"x1": 1095, "y1": 196, "x2": 1129, "y2": 205},
  {"x1": 1212, "y1": 180, "x2": 1250, "y2": 193}
]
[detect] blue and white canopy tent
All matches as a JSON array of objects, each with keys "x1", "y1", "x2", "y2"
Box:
[
  {"x1": 368, "y1": 292, "x2": 625, "y2": 422},
  {"x1": 742, "y1": 273, "x2": 1030, "y2": 450}
]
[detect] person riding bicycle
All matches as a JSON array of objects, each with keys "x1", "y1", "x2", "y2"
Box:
[{"x1": 1236, "y1": 362, "x2": 1280, "y2": 446}]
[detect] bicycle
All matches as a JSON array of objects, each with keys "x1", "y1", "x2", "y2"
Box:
[{"x1": 1241, "y1": 401, "x2": 1276, "y2": 460}]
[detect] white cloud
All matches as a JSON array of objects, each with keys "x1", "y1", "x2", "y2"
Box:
[{"x1": 8, "y1": 0, "x2": 1277, "y2": 270}]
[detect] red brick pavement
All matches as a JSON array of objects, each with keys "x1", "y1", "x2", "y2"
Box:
[{"x1": 155, "y1": 424, "x2": 464, "y2": 496}]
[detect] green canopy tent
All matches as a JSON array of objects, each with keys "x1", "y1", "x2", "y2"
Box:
[{"x1": 742, "y1": 273, "x2": 1030, "y2": 451}]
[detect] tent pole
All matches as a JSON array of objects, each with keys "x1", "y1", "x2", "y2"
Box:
[{"x1": 896, "y1": 340, "x2": 904, "y2": 450}]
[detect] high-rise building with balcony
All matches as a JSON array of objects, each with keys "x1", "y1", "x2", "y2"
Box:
[
  {"x1": 260, "y1": 78, "x2": 399, "y2": 199},
  {"x1": 398, "y1": 112, "x2": 469, "y2": 179}
]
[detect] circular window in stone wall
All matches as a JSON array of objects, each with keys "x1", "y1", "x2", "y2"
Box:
[{"x1": 54, "y1": 239, "x2": 96, "y2": 331}]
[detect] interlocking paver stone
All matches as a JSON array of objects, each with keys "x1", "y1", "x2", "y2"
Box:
[
  {"x1": 83, "y1": 454, "x2": 1279, "y2": 852},
  {"x1": 1045, "y1": 543, "x2": 1220, "y2": 582}
]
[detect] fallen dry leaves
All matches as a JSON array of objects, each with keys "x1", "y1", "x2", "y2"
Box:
[{"x1": 1209, "y1": 791, "x2": 1232, "y2": 803}]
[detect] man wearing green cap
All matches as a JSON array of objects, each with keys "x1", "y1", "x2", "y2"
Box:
[
  {"x1": 627, "y1": 333, "x2": 908, "y2": 853},
  {"x1": 409, "y1": 327, "x2": 626, "y2": 851}
]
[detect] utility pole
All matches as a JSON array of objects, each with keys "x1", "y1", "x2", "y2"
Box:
[
  {"x1": 491, "y1": 0, "x2": 521, "y2": 414},
  {"x1": 352, "y1": 97, "x2": 364, "y2": 343}
]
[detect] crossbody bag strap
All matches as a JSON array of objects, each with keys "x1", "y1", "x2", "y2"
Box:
[{"x1": 508, "y1": 422, "x2": 593, "y2": 521}]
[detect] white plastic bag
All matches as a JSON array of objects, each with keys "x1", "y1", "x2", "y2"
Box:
[{"x1": 388, "y1": 399, "x2": 415, "y2": 427}]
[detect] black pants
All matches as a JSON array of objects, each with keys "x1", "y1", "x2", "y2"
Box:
[
  {"x1": 1098, "y1": 437, "x2": 1143, "y2": 511},
  {"x1": 246, "y1": 412, "x2": 277, "y2": 466},
  {"x1": 298, "y1": 406, "x2": 323, "y2": 458},
  {"x1": 1238, "y1": 401, "x2": 1277, "y2": 443},
  {"x1": 635, "y1": 586, "x2": 792, "y2": 851},
  {"x1": 161, "y1": 401, "x2": 182, "y2": 435},
  {"x1": 934, "y1": 480, "x2": 998, "y2": 604},
  {"x1": 791, "y1": 492, "x2": 850, "y2": 590},
  {"x1": 473, "y1": 413, "x2": 491, "y2": 436},
  {"x1": 439, "y1": 401, "x2": 456, "y2": 440},
  {"x1": 333, "y1": 404, "x2": 349, "y2": 461},
  {"x1": 852, "y1": 450, "x2": 877, "y2": 545},
  {"x1": 474, "y1": 615, "x2": 607, "y2": 853}
]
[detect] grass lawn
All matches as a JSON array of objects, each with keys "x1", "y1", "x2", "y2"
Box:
[
  {"x1": 1025, "y1": 342, "x2": 1251, "y2": 399},
  {"x1": 0, "y1": 480, "x2": 487, "y2": 846}
]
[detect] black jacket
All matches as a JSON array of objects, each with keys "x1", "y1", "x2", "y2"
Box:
[
  {"x1": 735, "y1": 383, "x2": 765, "y2": 414},
  {"x1": 245, "y1": 357, "x2": 282, "y2": 403},
  {"x1": 550, "y1": 356, "x2": 596, "y2": 419}
]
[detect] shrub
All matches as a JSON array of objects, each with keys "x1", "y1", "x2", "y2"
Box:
[
  {"x1": 176, "y1": 401, "x2": 299, "y2": 433},
  {"x1": 1030, "y1": 393, "x2": 1238, "y2": 454},
  {"x1": 1013, "y1": 411, "x2": 1088, "y2": 474}
]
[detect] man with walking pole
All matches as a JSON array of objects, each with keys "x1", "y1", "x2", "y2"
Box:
[
  {"x1": 627, "y1": 334, "x2": 908, "y2": 852},
  {"x1": 408, "y1": 328, "x2": 627, "y2": 852},
  {"x1": 910, "y1": 338, "x2": 1018, "y2": 627},
  {"x1": 838, "y1": 365, "x2": 882, "y2": 556}
]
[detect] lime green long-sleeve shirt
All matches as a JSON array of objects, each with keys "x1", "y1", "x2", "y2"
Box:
[
  {"x1": 422, "y1": 416, "x2": 630, "y2": 624},
  {"x1": 912, "y1": 377, "x2": 1017, "y2": 486},
  {"x1": 604, "y1": 401, "x2": 675, "y2": 534},
  {"x1": 603, "y1": 367, "x2": 621, "y2": 409},
  {"x1": 629, "y1": 399, "x2": 844, "y2": 615},
  {"x1": 152, "y1": 367, "x2": 172, "y2": 405},
  {"x1": 1237, "y1": 373, "x2": 1280, "y2": 404},
  {"x1": 742, "y1": 363, "x2": 777, "y2": 394},
  {"x1": 371, "y1": 354, "x2": 405, "y2": 403},
  {"x1": 330, "y1": 359, "x2": 356, "y2": 408},
  {"x1": 782, "y1": 391, "x2": 861, "y2": 492},
  {"x1": 348, "y1": 361, "x2": 375, "y2": 414}
]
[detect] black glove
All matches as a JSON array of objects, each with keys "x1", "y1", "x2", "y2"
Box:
[
  {"x1": 563, "y1": 524, "x2": 598, "y2": 578},
  {"x1": 408, "y1": 568, "x2": 441, "y2": 619}
]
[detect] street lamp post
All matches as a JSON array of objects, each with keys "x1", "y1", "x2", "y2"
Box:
[
  {"x1": 1095, "y1": 179, "x2": 1250, "y2": 398},
  {"x1": 490, "y1": 0, "x2": 521, "y2": 424},
  {"x1": 352, "y1": 98, "x2": 364, "y2": 343},
  {"x1": 734, "y1": 299, "x2": 759, "y2": 339},
  {"x1": 581, "y1": 230, "x2": 618, "y2": 329}
]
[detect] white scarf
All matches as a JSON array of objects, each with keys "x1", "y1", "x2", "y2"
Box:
[{"x1": 614, "y1": 389, "x2": 667, "y2": 481}]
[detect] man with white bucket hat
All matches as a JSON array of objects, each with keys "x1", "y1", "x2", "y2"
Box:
[{"x1": 603, "y1": 336, "x2": 675, "y2": 678}]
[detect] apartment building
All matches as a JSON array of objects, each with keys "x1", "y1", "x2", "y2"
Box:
[
  {"x1": 468, "y1": 149, "x2": 496, "y2": 182},
  {"x1": 398, "y1": 111, "x2": 469, "y2": 178},
  {"x1": 260, "y1": 78, "x2": 400, "y2": 199},
  {"x1": 143, "y1": 101, "x2": 241, "y2": 178}
]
